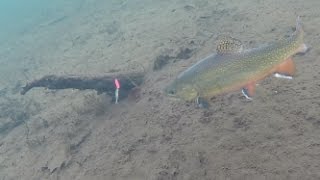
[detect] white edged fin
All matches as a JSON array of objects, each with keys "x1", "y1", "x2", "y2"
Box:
[
  {"x1": 242, "y1": 89, "x2": 252, "y2": 100},
  {"x1": 274, "y1": 58, "x2": 296, "y2": 76},
  {"x1": 195, "y1": 97, "x2": 209, "y2": 108},
  {"x1": 274, "y1": 73, "x2": 293, "y2": 80}
]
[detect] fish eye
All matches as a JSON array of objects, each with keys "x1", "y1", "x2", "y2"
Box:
[
  {"x1": 166, "y1": 88, "x2": 176, "y2": 95},
  {"x1": 169, "y1": 90, "x2": 176, "y2": 94}
]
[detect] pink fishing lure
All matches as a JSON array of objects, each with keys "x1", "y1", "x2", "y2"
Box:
[{"x1": 114, "y1": 78, "x2": 120, "y2": 89}]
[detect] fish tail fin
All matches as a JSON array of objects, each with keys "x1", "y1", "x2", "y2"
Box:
[
  {"x1": 294, "y1": 16, "x2": 308, "y2": 54},
  {"x1": 296, "y1": 16, "x2": 302, "y2": 32},
  {"x1": 294, "y1": 16, "x2": 304, "y2": 38}
]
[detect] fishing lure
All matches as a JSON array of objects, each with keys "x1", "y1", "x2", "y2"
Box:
[{"x1": 114, "y1": 78, "x2": 120, "y2": 104}]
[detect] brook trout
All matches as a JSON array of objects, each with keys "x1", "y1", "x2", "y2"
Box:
[{"x1": 165, "y1": 17, "x2": 307, "y2": 104}]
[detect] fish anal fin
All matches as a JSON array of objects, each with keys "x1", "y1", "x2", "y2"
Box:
[
  {"x1": 274, "y1": 58, "x2": 296, "y2": 76},
  {"x1": 216, "y1": 35, "x2": 243, "y2": 55},
  {"x1": 242, "y1": 82, "x2": 256, "y2": 100}
]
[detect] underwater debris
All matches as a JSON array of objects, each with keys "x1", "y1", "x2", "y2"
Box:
[
  {"x1": 153, "y1": 54, "x2": 171, "y2": 71},
  {"x1": 153, "y1": 47, "x2": 194, "y2": 71}
]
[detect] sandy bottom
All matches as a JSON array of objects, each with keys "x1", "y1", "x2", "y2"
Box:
[{"x1": 1, "y1": 0, "x2": 320, "y2": 179}]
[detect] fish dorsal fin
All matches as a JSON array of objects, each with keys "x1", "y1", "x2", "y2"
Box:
[{"x1": 216, "y1": 35, "x2": 243, "y2": 55}]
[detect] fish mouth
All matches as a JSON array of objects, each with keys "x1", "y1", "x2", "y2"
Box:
[
  {"x1": 164, "y1": 91, "x2": 179, "y2": 99},
  {"x1": 166, "y1": 95, "x2": 181, "y2": 101}
]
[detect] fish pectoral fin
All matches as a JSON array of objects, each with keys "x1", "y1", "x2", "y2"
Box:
[
  {"x1": 274, "y1": 58, "x2": 296, "y2": 77},
  {"x1": 195, "y1": 97, "x2": 210, "y2": 108},
  {"x1": 216, "y1": 35, "x2": 243, "y2": 55},
  {"x1": 242, "y1": 83, "x2": 256, "y2": 100}
]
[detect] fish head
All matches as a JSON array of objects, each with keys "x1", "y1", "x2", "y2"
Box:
[{"x1": 164, "y1": 81, "x2": 198, "y2": 101}]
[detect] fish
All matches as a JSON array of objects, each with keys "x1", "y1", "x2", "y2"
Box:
[{"x1": 164, "y1": 17, "x2": 308, "y2": 105}]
